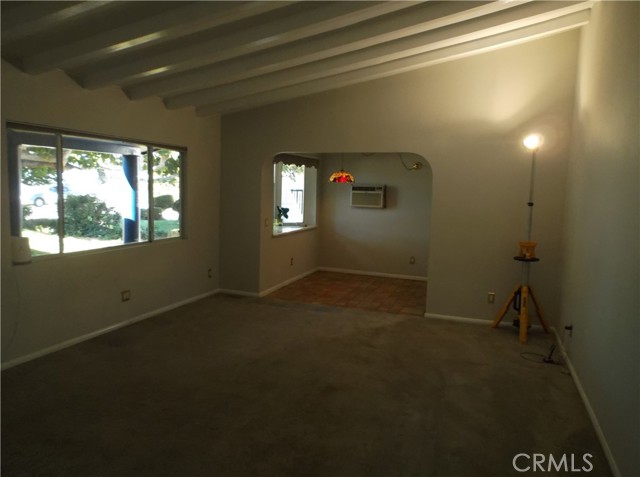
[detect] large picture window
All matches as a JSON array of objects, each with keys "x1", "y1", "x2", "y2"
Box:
[{"x1": 8, "y1": 124, "x2": 185, "y2": 257}]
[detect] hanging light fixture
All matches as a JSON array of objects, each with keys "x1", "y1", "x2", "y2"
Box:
[
  {"x1": 329, "y1": 169, "x2": 354, "y2": 183},
  {"x1": 328, "y1": 153, "x2": 354, "y2": 183}
]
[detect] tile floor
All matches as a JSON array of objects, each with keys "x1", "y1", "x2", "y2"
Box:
[{"x1": 265, "y1": 271, "x2": 427, "y2": 316}]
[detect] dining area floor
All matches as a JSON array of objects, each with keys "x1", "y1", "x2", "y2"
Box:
[{"x1": 263, "y1": 271, "x2": 427, "y2": 316}]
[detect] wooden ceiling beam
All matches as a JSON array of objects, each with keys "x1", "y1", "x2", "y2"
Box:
[
  {"x1": 169, "y1": 2, "x2": 592, "y2": 110},
  {"x1": 76, "y1": 2, "x2": 417, "y2": 90},
  {"x1": 196, "y1": 10, "x2": 591, "y2": 116},
  {"x1": 125, "y1": 1, "x2": 507, "y2": 100},
  {"x1": 1, "y1": 1, "x2": 113, "y2": 44},
  {"x1": 19, "y1": 2, "x2": 296, "y2": 75}
]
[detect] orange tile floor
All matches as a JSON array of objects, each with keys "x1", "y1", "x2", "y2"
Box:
[{"x1": 264, "y1": 271, "x2": 427, "y2": 316}]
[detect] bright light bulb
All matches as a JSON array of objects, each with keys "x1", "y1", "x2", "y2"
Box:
[{"x1": 523, "y1": 134, "x2": 542, "y2": 151}]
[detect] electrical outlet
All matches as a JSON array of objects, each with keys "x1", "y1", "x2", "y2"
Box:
[
  {"x1": 565, "y1": 324, "x2": 573, "y2": 337},
  {"x1": 487, "y1": 292, "x2": 496, "y2": 304},
  {"x1": 121, "y1": 290, "x2": 131, "y2": 302},
  {"x1": 409, "y1": 256, "x2": 416, "y2": 265}
]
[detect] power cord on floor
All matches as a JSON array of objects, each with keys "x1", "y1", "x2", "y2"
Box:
[{"x1": 520, "y1": 344, "x2": 571, "y2": 375}]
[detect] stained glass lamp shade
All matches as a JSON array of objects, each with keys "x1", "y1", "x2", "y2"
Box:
[{"x1": 328, "y1": 169, "x2": 355, "y2": 183}]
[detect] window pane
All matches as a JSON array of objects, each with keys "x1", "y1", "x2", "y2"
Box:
[
  {"x1": 279, "y1": 164, "x2": 305, "y2": 224},
  {"x1": 62, "y1": 136, "x2": 147, "y2": 253},
  {"x1": 140, "y1": 155, "x2": 151, "y2": 241},
  {"x1": 18, "y1": 137, "x2": 60, "y2": 255},
  {"x1": 152, "y1": 148, "x2": 181, "y2": 240},
  {"x1": 9, "y1": 124, "x2": 185, "y2": 256}
]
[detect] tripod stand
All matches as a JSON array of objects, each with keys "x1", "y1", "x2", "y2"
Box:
[{"x1": 492, "y1": 255, "x2": 549, "y2": 343}]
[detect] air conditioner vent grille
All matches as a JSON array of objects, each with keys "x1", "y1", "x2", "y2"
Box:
[{"x1": 351, "y1": 184, "x2": 386, "y2": 208}]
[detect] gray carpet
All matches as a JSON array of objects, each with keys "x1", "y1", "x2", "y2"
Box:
[{"x1": 2, "y1": 295, "x2": 612, "y2": 477}]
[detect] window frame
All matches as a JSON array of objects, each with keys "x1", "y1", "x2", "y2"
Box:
[
  {"x1": 7, "y1": 121, "x2": 187, "y2": 258},
  {"x1": 272, "y1": 154, "x2": 318, "y2": 236}
]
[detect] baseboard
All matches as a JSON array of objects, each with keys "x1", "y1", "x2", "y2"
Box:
[
  {"x1": 1, "y1": 290, "x2": 217, "y2": 371},
  {"x1": 424, "y1": 313, "x2": 491, "y2": 325},
  {"x1": 258, "y1": 268, "x2": 319, "y2": 297},
  {"x1": 215, "y1": 288, "x2": 260, "y2": 298},
  {"x1": 425, "y1": 312, "x2": 547, "y2": 331},
  {"x1": 318, "y1": 267, "x2": 428, "y2": 282},
  {"x1": 551, "y1": 328, "x2": 621, "y2": 477}
]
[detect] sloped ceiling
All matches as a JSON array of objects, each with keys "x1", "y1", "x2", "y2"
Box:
[{"x1": 1, "y1": 1, "x2": 593, "y2": 116}]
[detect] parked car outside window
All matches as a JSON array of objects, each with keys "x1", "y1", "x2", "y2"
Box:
[{"x1": 21, "y1": 185, "x2": 70, "y2": 207}]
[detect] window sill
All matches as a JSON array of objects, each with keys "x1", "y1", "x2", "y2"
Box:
[
  {"x1": 16, "y1": 236, "x2": 184, "y2": 264},
  {"x1": 272, "y1": 225, "x2": 317, "y2": 237}
]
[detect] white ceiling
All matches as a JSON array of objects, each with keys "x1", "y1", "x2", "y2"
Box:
[{"x1": 1, "y1": 1, "x2": 593, "y2": 116}]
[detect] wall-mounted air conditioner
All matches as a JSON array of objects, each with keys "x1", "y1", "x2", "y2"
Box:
[{"x1": 351, "y1": 184, "x2": 386, "y2": 208}]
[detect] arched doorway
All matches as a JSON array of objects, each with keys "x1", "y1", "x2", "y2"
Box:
[{"x1": 262, "y1": 151, "x2": 433, "y2": 316}]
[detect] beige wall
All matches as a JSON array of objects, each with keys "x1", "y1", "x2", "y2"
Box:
[
  {"x1": 253, "y1": 151, "x2": 432, "y2": 295},
  {"x1": 221, "y1": 31, "x2": 580, "y2": 323},
  {"x1": 1, "y1": 61, "x2": 221, "y2": 365},
  {"x1": 318, "y1": 153, "x2": 431, "y2": 278},
  {"x1": 561, "y1": 3, "x2": 640, "y2": 476}
]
